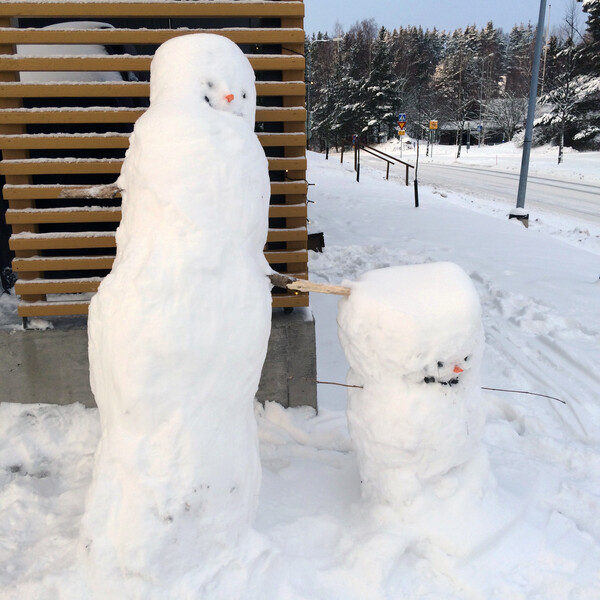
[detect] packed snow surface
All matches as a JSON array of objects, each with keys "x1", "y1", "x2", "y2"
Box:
[
  {"x1": 82, "y1": 34, "x2": 272, "y2": 598},
  {"x1": 1, "y1": 145, "x2": 600, "y2": 598}
]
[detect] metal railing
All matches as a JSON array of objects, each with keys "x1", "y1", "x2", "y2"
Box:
[{"x1": 340, "y1": 138, "x2": 414, "y2": 185}]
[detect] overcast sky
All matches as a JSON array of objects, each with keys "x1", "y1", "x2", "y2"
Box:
[{"x1": 303, "y1": 0, "x2": 585, "y2": 37}]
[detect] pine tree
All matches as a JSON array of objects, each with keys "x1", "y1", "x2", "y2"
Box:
[
  {"x1": 361, "y1": 27, "x2": 399, "y2": 142},
  {"x1": 433, "y1": 27, "x2": 480, "y2": 156},
  {"x1": 577, "y1": 0, "x2": 600, "y2": 67},
  {"x1": 505, "y1": 24, "x2": 535, "y2": 95},
  {"x1": 538, "y1": 0, "x2": 600, "y2": 152}
]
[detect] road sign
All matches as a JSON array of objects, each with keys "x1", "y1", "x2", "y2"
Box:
[
  {"x1": 429, "y1": 120, "x2": 438, "y2": 130},
  {"x1": 398, "y1": 113, "x2": 406, "y2": 122},
  {"x1": 398, "y1": 130, "x2": 406, "y2": 136},
  {"x1": 398, "y1": 121, "x2": 406, "y2": 129}
]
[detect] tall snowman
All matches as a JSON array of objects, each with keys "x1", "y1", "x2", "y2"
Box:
[
  {"x1": 80, "y1": 34, "x2": 272, "y2": 597},
  {"x1": 337, "y1": 263, "x2": 489, "y2": 509}
]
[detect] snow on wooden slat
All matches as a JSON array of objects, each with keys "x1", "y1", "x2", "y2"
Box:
[
  {"x1": 0, "y1": 2, "x2": 305, "y2": 20},
  {"x1": 10, "y1": 228, "x2": 307, "y2": 250},
  {"x1": 0, "y1": 131, "x2": 306, "y2": 150},
  {"x1": 2, "y1": 181, "x2": 308, "y2": 200},
  {"x1": 15, "y1": 278, "x2": 102, "y2": 295},
  {"x1": 10, "y1": 232, "x2": 117, "y2": 251},
  {"x1": 13, "y1": 249, "x2": 308, "y2": 273},
  {"x1": 12, "y1": 255, "x2": 116, "y2": 272},
  {"x1": 16, "y1": 292, "x2": 310, "y2": 318},
  {"x1": 6, "y1": 207, "x2": 122, "y2": 224},
  {"x1": 0, "y1": 106, "x2": 306, "y2": 124},
  {"x1": 0, "y1": 81, "x2": 305, "y2": 99},
  {"x1": 0, "y1": 55, "x2": 305, "y2": 73},
  {"x1": 0, "y1": 156, "x2": 306, "y2": 175},
  {"x1": 6, "y1": 204, "x2": 306, "y2": 224}
]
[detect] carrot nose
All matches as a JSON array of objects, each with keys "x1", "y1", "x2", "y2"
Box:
[
  {"x1": 225, "y1": 93, "x2": 235, "y2": 103},
  {"x1": 453, "y1": 365, "x2": 464, "y2": 373}
]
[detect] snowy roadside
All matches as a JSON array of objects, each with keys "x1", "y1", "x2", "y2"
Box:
[{"x1": 1, "y1": 150, "x2": 600, "y2": 598}]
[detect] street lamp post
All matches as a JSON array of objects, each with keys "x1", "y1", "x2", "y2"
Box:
[{"x1": 510, "y1": 0, "x2": 548, "y2": 228}]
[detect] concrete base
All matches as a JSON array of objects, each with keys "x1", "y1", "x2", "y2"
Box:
[
  {"x1": 258, "y1": 308, "x2": 317, "y2": 409},
  {"x1": 509, "y1": 212, "x2": 529, "y2": 228},
  {"x1": 0, "y1": 308, "x2": 317, "y2": 410}
]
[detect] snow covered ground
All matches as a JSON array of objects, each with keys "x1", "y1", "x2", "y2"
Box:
[{"x1": 1, "y1": 146, "x2": 600, "y2": 598}]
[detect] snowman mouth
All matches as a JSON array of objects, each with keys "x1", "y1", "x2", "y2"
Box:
[{"x1": 423, "y1": 376, "x2": 460, "y2": 387}]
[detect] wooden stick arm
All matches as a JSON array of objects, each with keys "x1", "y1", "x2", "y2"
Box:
[{"x1": 269, "y1": 273, "x2": 351, "y2": 296}]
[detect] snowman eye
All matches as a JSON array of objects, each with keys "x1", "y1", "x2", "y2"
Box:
[
  {"x1": 241, "y1": 91, "x2": 247, "y2": 99},
  {"x1": 464, "y1": 356, "x2": 469, "y2": 362},
  {"x1": 207, "y1": 81, "x2": 214, "y2": 88},
  {"x1": 437, "y1": 361, "x2": 444, "y2": 368},
  {"x1": 204, "y1": 95, "x2": 211, "y2": 105}
]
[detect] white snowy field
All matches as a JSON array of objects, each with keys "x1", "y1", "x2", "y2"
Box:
[{"x1": 1, "y1": 147, "x2": 600, "y2": 598}]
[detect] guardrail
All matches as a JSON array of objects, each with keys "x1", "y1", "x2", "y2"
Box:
[{"x1": 340, "y1": 138, "x2": 414, "y2": 185}]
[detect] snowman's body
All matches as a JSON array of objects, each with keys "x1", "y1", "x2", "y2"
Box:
[
  {"x1": 337, "y1": 263, "x2": 488, "y2": 507},
  {"x1": 80, "y1": 34, "x2": 271, "y2": 593}
]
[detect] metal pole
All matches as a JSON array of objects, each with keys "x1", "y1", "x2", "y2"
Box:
[
  {"x1": 512, "y1": 0, "x2": 547, "y2": 226},
  {"x1": 414, "y1": 140, "x2": 420, "y2": 207}
]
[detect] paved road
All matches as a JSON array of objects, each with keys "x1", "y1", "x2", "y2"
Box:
[
  {"x1": 417, "y1": 163, "x2": 600, "y2": 224},
  {"x1": 358, "y1": 152, "x2": 600, "y2": 224}
]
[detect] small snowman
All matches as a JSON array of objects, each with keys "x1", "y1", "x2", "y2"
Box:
[
  {"x1": 337, "y1": 262, "x2": 488, "y2": 507},
  {"x1": 80, "y1": 34, "x2": 272, "y2": 595}
]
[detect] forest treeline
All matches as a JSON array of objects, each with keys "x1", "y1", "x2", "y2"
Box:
[{"x1": 306, "y1": 0, "x2": 600, "y2": 160}]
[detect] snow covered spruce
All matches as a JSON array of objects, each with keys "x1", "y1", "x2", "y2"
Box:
[
  {"x1": 337, "y1": 262, "x2": 489, "y2": 508},
  {"x1": 80, "y1": 34, "x2": 272, "y2": 596}
]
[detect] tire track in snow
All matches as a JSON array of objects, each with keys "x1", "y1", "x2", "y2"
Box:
[{"x1": 472, "y1": 271, "x2": 599, "y2": 441}]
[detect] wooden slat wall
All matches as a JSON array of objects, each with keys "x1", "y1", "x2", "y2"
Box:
[{"x1": 0, "y1": 1, "x2": 308, "y2": 318}]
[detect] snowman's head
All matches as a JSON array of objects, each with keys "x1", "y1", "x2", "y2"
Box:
[
  {"x1": 149, "y1": 34, "x2": 257, "y2": 129},
  {"x1": 337, "y1": 262, "x2": 485, "y2": 386}
]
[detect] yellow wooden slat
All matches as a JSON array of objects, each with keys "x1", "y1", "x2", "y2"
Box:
[
  {"x1": 2, "y1": 181, "x2": 308, "y2": 200},
  {"x1": 15, "y1": 279, "x2": 101, "y2": 295},
  {"x1": 10, "y1": 234, "x2": 116, "y2": 251},
  {"x1": 13, "y1": 255, "x2": 116, "y2": 272},
  {"x1": 0, "y1": 131, "x2": 306, "y2": 150},
  {"x1": 268, "y1": 204, "x2": 307, "y2": 218},
  {"x1": 6, "y1": 204, "x2": 306, "y2": 224},
  {"x1": 271, "y1": 294, "x2": 309, "y2": 308},
  {"x1": 0, "y1": 106, "x2": 306, "y2": 124},
  {"x1": 13, "y1": 249, "x2": 308, "y2": 272},
  {"x1": 264, "y1": 249, "x2": 308, "y2": 264},
  {"x1": 6, "y1": 208, "x2": 121, "y2": 224},
  {"x1": 0, "y1": 81, "x2": 305, "y2": 99},
  {"x1": 0, "y1": 27, "x2": 305, "y2": 46},
  {"x1": 0, "y1": 2, "x2": 305, "y2": 19},
  {"x1": 0, "y1": 107, "x2": 144, "y2": 124},
  {"x1": 0, "y1": 155, "x2": 306, "y2": 175},
  {"x1": 18, "y1": 302, "x2": 91, "y2": 317},
  {"x1": 0, "y1": 159, "x2": 122, "y2": 176},
  {"x1": 15, "y1": 270, "x2": 309, "y2": 297},
  {"x1": 16, "y1": 293, "x2": 309, "y2": 317},
  {"x1": 10, "y1": 227, "x2": 306, "y2": 250},
  {"x1": 0, "y1": 55, "x2": 304, "y2": 73}
]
